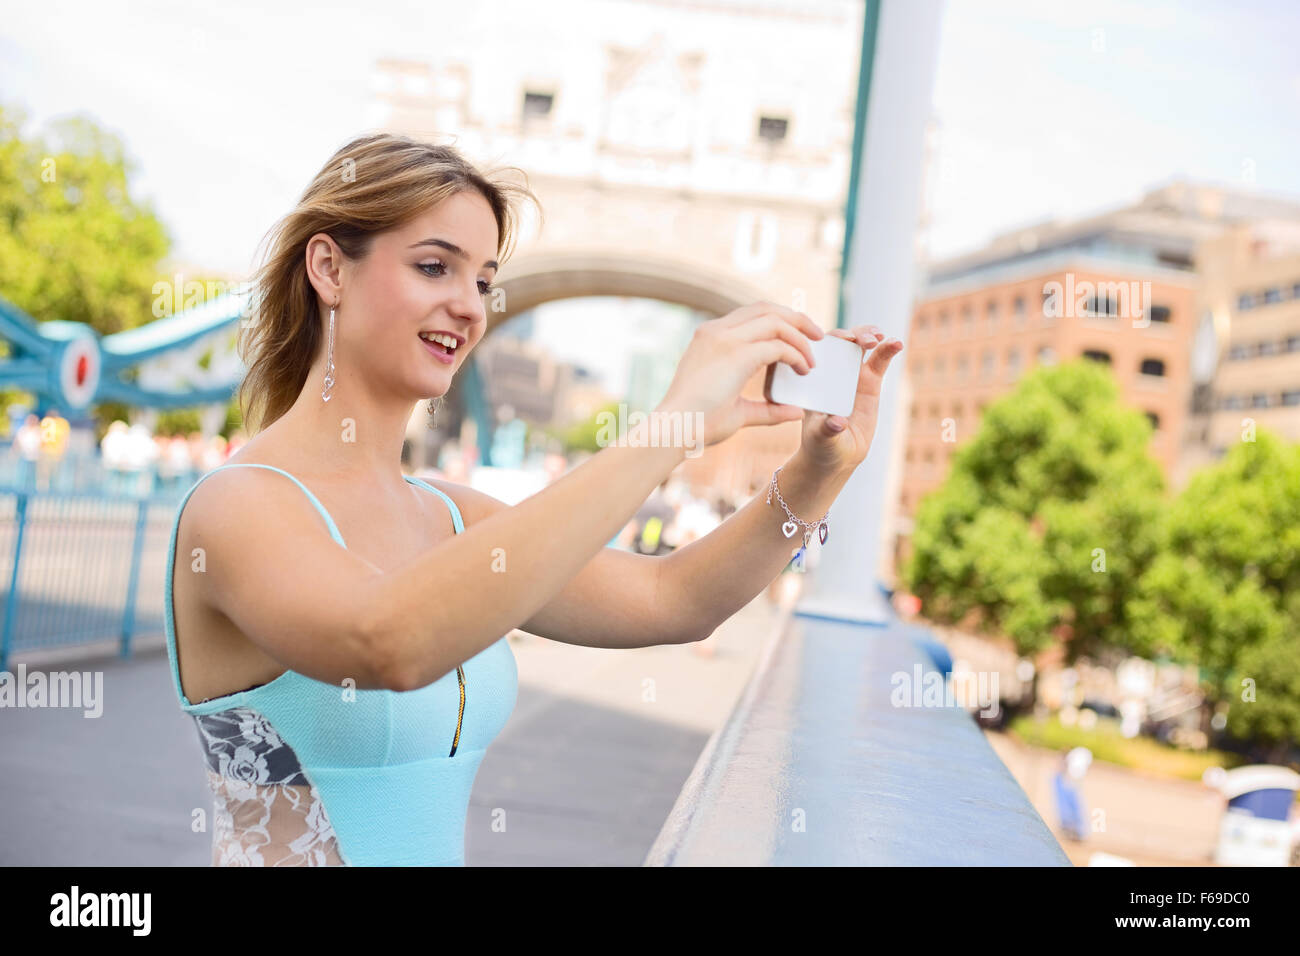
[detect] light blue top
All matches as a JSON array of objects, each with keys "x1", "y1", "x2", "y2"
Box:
[{"x1": 163, "y1": 462, "x2": 518, "y2": 866}]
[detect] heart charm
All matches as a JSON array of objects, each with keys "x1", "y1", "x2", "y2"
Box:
[
  {"x1": 818, "y1": 522, "x2": 828, "y2": 545},
  {"x1": 781, "y1": 520, "x2": 798, "y2": 538}
]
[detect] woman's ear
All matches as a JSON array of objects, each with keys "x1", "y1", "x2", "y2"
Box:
[{"x1": 304, "y1": 233, "x2": 344, "y2": 307}]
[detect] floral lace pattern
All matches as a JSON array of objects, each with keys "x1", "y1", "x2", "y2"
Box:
[{"x1": 193, "y1": 707, "x2": 345, "y2": 866}]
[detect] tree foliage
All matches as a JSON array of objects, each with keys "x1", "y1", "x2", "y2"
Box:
[
  {"x1": 903, "y1": 360, "x2": 1165, "y2": 661},
  {"x1": 0, "y1": 102, "x2": 170, "y2": 335},
  {"x1": 904, "y1": 356, "x2": 1300, "y2": 754},
  {"x1": 0, "y1": 102, "x2": 176, "y2": 429},
  {"x1": 1129, "y1": 430, "x2": 1300, "y2": 751}
]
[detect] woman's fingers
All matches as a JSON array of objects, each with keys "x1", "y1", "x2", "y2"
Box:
[
  {"x1": 830, "y1": 326, "x2": 888, "y2": 373},
  {"x1": 751, "y1": 338, "x2": 811, "y2": 375},
  {"x1": 829, "y1": 325, "x2": 886, "y2": 349},
  {"x1": 865, "y1": 338, "x2": 904, "y2": 375},
  {"x1": 738, "y1": 397, "x2": 803, "y2": 427},
  {"x1": 737, "y1": 314, "x2": 819, "y2": 371},
  {"x1": 719, "y1": 302, "x2": 823, "y2": 344}
]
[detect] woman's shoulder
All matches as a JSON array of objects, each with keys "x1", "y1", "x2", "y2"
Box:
[
  {"x1": 408, "y1": 474, "x2": 511, "y2": 528},
  {"x1": 181, "y1": 457, "x2": 319, "y2": 531}
]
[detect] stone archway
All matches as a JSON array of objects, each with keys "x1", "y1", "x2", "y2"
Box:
[
  {"x1": 485, "y1": 251, "x2": 771, "y2": 332},
  {"x1": 464, "y1": 252, "x2": 801, "y2": 503}
]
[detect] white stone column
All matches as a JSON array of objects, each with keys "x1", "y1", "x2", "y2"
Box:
[{"x1": 796, "y1": 0, "x2": 945, "y2": 625}]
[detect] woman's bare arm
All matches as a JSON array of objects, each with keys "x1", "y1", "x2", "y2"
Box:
[
  {"x1": 658, "y1": 452, "x2": 851, "y2": 640},
  {"x1": 423, "y1": 480, "x2": 695, "y2": 649},
  {"x1": 186, "y1": 417, "x2": 684, "y2": 693},
  {"x1": 363, "y1": 417, "x2": 687, "y2": 689},
  {"x1": 420, "y1": 455, "x2": 850, "y2": 651},
  {"x1": 188, "y1": 303, "x2": 822, "y2": 690}
]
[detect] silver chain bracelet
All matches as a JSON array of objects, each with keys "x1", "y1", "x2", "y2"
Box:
[{"x1": 765, "y1": 466, "x2": 829, "y2": 572}]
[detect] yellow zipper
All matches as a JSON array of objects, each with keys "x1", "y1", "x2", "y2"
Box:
[{"x1": 448, "y1": 664, "x2": 465, "y2": 757}]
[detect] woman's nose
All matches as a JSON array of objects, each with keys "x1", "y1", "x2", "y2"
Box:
[{"x1": 450, "y1": 279, "x2": 485, "y2": 322}]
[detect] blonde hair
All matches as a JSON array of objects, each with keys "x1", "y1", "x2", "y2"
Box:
[{"x1": 237, "y1": 132, "x2": 540, "y2": 435}]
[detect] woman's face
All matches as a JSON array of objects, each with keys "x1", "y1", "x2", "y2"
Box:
[{"x1": 341, "y1": 189, "x2": 499, "y2": 401}]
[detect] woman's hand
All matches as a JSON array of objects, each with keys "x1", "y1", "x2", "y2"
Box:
[
  {"x1": 794, "y1": 324, "x2": 904, "y2": 477},
  {"x1": 655, "y1": 301, "x2": 824, "y2": 449}
]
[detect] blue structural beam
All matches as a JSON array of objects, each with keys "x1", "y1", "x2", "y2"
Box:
[
  {"x1": 461, "y1": 354, "x2": 494, "y2": 467},
  {"x1": 0, "y1": 359, "x2": 48, "y2": 391},
  {"x1": 98, "y1": 285, "x2": 251, "y2": 369},
  {"x1": 92, "y1": 380, "x2": 241, "y2": 408},
  {"x1": 0, "y1": 287, "x2": 251, "y2": 413},
  {"x1": 0, "y1": 297, "x2": 57, "y2": 356}
]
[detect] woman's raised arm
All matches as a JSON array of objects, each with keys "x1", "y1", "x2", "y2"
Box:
[
  {"x1": 366, "y1": 301, "x2": 824, "y2": 690},
  {"x1": 191, "y1": 302, "x2": 823, "y2": 694}
]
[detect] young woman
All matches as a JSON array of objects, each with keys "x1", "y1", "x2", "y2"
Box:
[{"x1": 162, "y1": 131, "x2": 903, "y2": 866}]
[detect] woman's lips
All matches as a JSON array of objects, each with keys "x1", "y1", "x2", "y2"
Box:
[{"x1": 420, "y1": 336, "x2": 456, "y2": 365}]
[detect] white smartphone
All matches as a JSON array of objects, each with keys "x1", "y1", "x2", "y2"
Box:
[{"x1": 763, "y1": 333, "x2": 863, "y2": 418}]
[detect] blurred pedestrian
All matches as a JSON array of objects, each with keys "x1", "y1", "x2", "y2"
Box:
[
  {"x1": 1052, "y1": 746, "x2": 1093, "y2": 841},
  {"x1": 38, "y1": 408, "x2": 70, "y2": 491},
  {"x1": 101, "y1": 420, "x2": 130, "y2": 495},
  {"x1": 633, "y1": 478, "x2": 675, "y2": 555},
  {"x1": 12, "y1": 413, "x2": 42, "y2": 489}
]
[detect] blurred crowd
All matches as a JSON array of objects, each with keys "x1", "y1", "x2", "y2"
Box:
[
  {"x1": 1, "y1": 410, "x2": 743, "y2": 548},
  {"x1": 98, "y1": 420, "x2": 248, "y2": 495},
  {"x1": 615, "y1": 476, "x2": 738, "y2": 556},
  {"x1": 2, "y1": 407, "x2": 247, "y2": 494}
]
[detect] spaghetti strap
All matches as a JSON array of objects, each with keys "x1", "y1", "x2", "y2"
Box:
[
  {"x1": 163, "y1": 461, "x2": 518, "y2": 866},
  {"x1": 404, "y1": 474, "x2": 465, "y2": 533},
  {"x1": 163, "y1": 462, "x2": 346, "y2": 710},
  {"x1": 203, "y1": 463, "x2": 347, "y2": 546}
]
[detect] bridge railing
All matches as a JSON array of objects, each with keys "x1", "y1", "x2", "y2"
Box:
[
  {"x1": 0, "y1": 481, "x2": 184, "y2": 669},
  {"x1": 0, "y1": 443, "x2": 205, "y2": 498},
  {"x1": 644, "y1": 601, "x2": 1071, "y2": 866}
]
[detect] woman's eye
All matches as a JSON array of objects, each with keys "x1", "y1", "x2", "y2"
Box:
[{"x1": 420, "y1": 261, "x2": 491, "y2": 296}]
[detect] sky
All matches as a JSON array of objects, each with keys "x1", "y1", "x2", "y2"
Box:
[
  {"x1": 924, "y1": 0, "x2": 1300, "y2": 256},
  {"x1": 2, "y1": 0, "x2": 1298, "y2": 386}
]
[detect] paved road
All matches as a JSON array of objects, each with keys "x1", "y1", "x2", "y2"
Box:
[
  {"x1": 985, "y1": 730, "x2": 1227, "y2": 866},
  {"x1": 0, "y1": 595, "x2": 780, "y2": 866},
  {"x1": 0, "y1": 496, "x2": 175, "y2": 657}
]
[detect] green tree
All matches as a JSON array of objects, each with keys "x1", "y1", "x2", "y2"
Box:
[
  {"x1": 1229, "y1": 633, "x2": 1300, "y2": 763},
  {"x1": 1129, "y1": 430, "x2": 1300, "y2": 753},
  {"x1": 0, "y1": 102, "x2": 171, "y2": 430},
  {"x1": 155, "y1": 407, "x2": 202, "y2": 438},
  {"x1": 903, "y1": 360, "x2": 1165, "y2": 663},
  {"x1": 548, "y1": 400, "x2": 627, "y2": 455},
  {"x1": 0, "y1": 103, "x2": 170, "y2": 335}
]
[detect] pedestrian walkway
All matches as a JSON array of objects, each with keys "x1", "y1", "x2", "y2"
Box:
[
  {"x1": 471, "y1": 595, "x2": 783, "y2": 865},
  {"x1": 0, "y1": 594, "x2": 781, "y2": 865},
  {"x1": 985, "y1": 730, "x2": 1225, "y2": 866}
]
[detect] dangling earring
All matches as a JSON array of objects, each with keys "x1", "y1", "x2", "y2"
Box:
[
  {"x1": 321, "y1": 301, "x2": 338, "y2": 402},
  {"x1": 427, "y1": 396, "x2": 440, "y2": 430}
]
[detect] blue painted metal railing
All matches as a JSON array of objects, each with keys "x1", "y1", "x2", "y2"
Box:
[
  {"x1": 0, "y1": 456, "x2": 189, "y2": 669},
  {"x1": 644, "y1": 603, "x2": 1071, "y2": 866}
]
